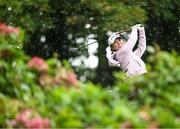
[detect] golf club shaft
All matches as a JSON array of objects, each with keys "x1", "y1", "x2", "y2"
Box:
[
  {"x1": 118, "y1": 28, "x2": 131, "y2": 34},
  {"x1": 78, "y1": 40, "x2": 97, "y2": 49},
  {"x1": 78, "y1": 28, "x2": 131, "y2": 49},
  {"x1": 70, "y1": 26, "x2": 135, "y2": 52},
  {"x1": 69, "y1": 40, "x2": 98, "y2": 52}
]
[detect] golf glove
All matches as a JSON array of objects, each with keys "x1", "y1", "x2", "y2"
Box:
[
  {"x1": 137, "y1": 24, "x2": 144, "y2": 30},
  {"x1": 131, "y1": 24, "x2": 143, "y2": 29}
]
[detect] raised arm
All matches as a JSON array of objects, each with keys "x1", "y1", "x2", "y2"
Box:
[
  {"x1": 116, "y1": 27, "x2": 138, "y2": 55},
  {"x1": 134, "y1": 26, "x2": 146, "y2": 57}
]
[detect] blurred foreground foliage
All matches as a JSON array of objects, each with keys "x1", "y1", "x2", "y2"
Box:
[{"x1": 0, "y1": 34, "x2": 180, "y2": 128}]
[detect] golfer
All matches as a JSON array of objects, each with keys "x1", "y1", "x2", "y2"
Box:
[{"x1": 106, "y1": 24, "x2": 147, "y2": 77}]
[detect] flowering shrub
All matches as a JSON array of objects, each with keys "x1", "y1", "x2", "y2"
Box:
[
  {"x1": 56, "y1": 67, "x2": 78, "y2": 86},
  {"x1": 9, "y1": 109, "x2": 50, "y2": 128},
  {"x1": 0, "y1": 23, "x2": 24, "y2": 49},
  {"x1": 28, "y1": 56, "x2": 48, "y2": 72},
  {"x1": 27, "y1": 57, "x2": 78, "y2": 87},
  {"x1": 0, "y1": 23, "x2": 19, "y2": 35},
  {"x1": 0, "y1": 48, "x2": 79, "y2": 98}
]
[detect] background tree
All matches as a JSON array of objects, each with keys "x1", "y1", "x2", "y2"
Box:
[{"x1": 145, "y1": 0, "x2": 180, "y2": 51}]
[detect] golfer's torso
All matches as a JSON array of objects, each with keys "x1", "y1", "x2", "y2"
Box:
[{"x1": 115, "y1": 51, "x2": 147, "y2": 76}]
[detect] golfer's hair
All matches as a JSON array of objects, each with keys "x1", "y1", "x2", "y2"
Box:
[
  {"x1": 115, "y1": 37, "x2": 121, "y2": 40},
  {"x1": 110, "y1": 37, "x2": 121, "y2": 48}
]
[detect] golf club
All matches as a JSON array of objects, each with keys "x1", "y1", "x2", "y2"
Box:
[
  {"x1": 69, "y1": 25, "x2": 140, "y2": 53},
  {"x1": 69, "y1": 39, "x2": 98, "y2": 53}
]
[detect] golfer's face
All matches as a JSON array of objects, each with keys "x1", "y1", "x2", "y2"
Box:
[{"x1": 111, "y1": 38, "x2": 123, "y2": 51}]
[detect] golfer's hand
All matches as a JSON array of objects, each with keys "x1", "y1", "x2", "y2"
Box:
[
  {"x1": 137, "y1": 24, "x2": 144, "y2": 30},
  {"x1": 106, "y1": 46, "x2": 120, "y2": 67},
  {"x1": 131, "y1": 24, "x2": 143, "y2": 29}
]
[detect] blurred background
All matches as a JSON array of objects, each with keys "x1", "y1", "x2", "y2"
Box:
[{"x1": 0, "y1": 0, "x2": 179, "y2": 86}]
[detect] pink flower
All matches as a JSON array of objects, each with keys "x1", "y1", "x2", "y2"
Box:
[
  {"x1": 139, "y1": 111, "x2": 151, "y2": 121},
  {"x1": 147, "y1": 122, "x2": 159, "y2": 129},
  {"x1": 6, "y1": 26, "x2": 19, "y2": 34},
  {"x1": 8, "y1": 120, "x2": 17, "y2": 127},
  {"x1": 12, "y1": 109, "x2": 51, "y2": 129},
  {"x1": 28, "y1": 56, "x2": 48, "y2": 72},
  {"x1": 59, "y1": 68, "x2": 78, "y2": 86},
  {"x1": 120, "y1": 121, "x2": 133, "y2": 128},
  {"x1": 0, "y1": 23, "x2": 19, "y2": 35},
  {"x1": 43, "y1": 118, "x2": 51, "y2": 128},
  {"x1": 26, "y1": 117, "x2": 50, "y2": 129},
  {"x1": 54, "y1": 68, "x2": 78, "y2": 85},
  {"x1": 16, "y1": 109, "x2": 32, "y2": 124},
  {"x1": 66, "y1": 72, "x2": 78, "y2": 85}
]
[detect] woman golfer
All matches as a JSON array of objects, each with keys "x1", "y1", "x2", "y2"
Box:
[{"x1": 106, "y1": 24, "x2": 147, "y2": 77}]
